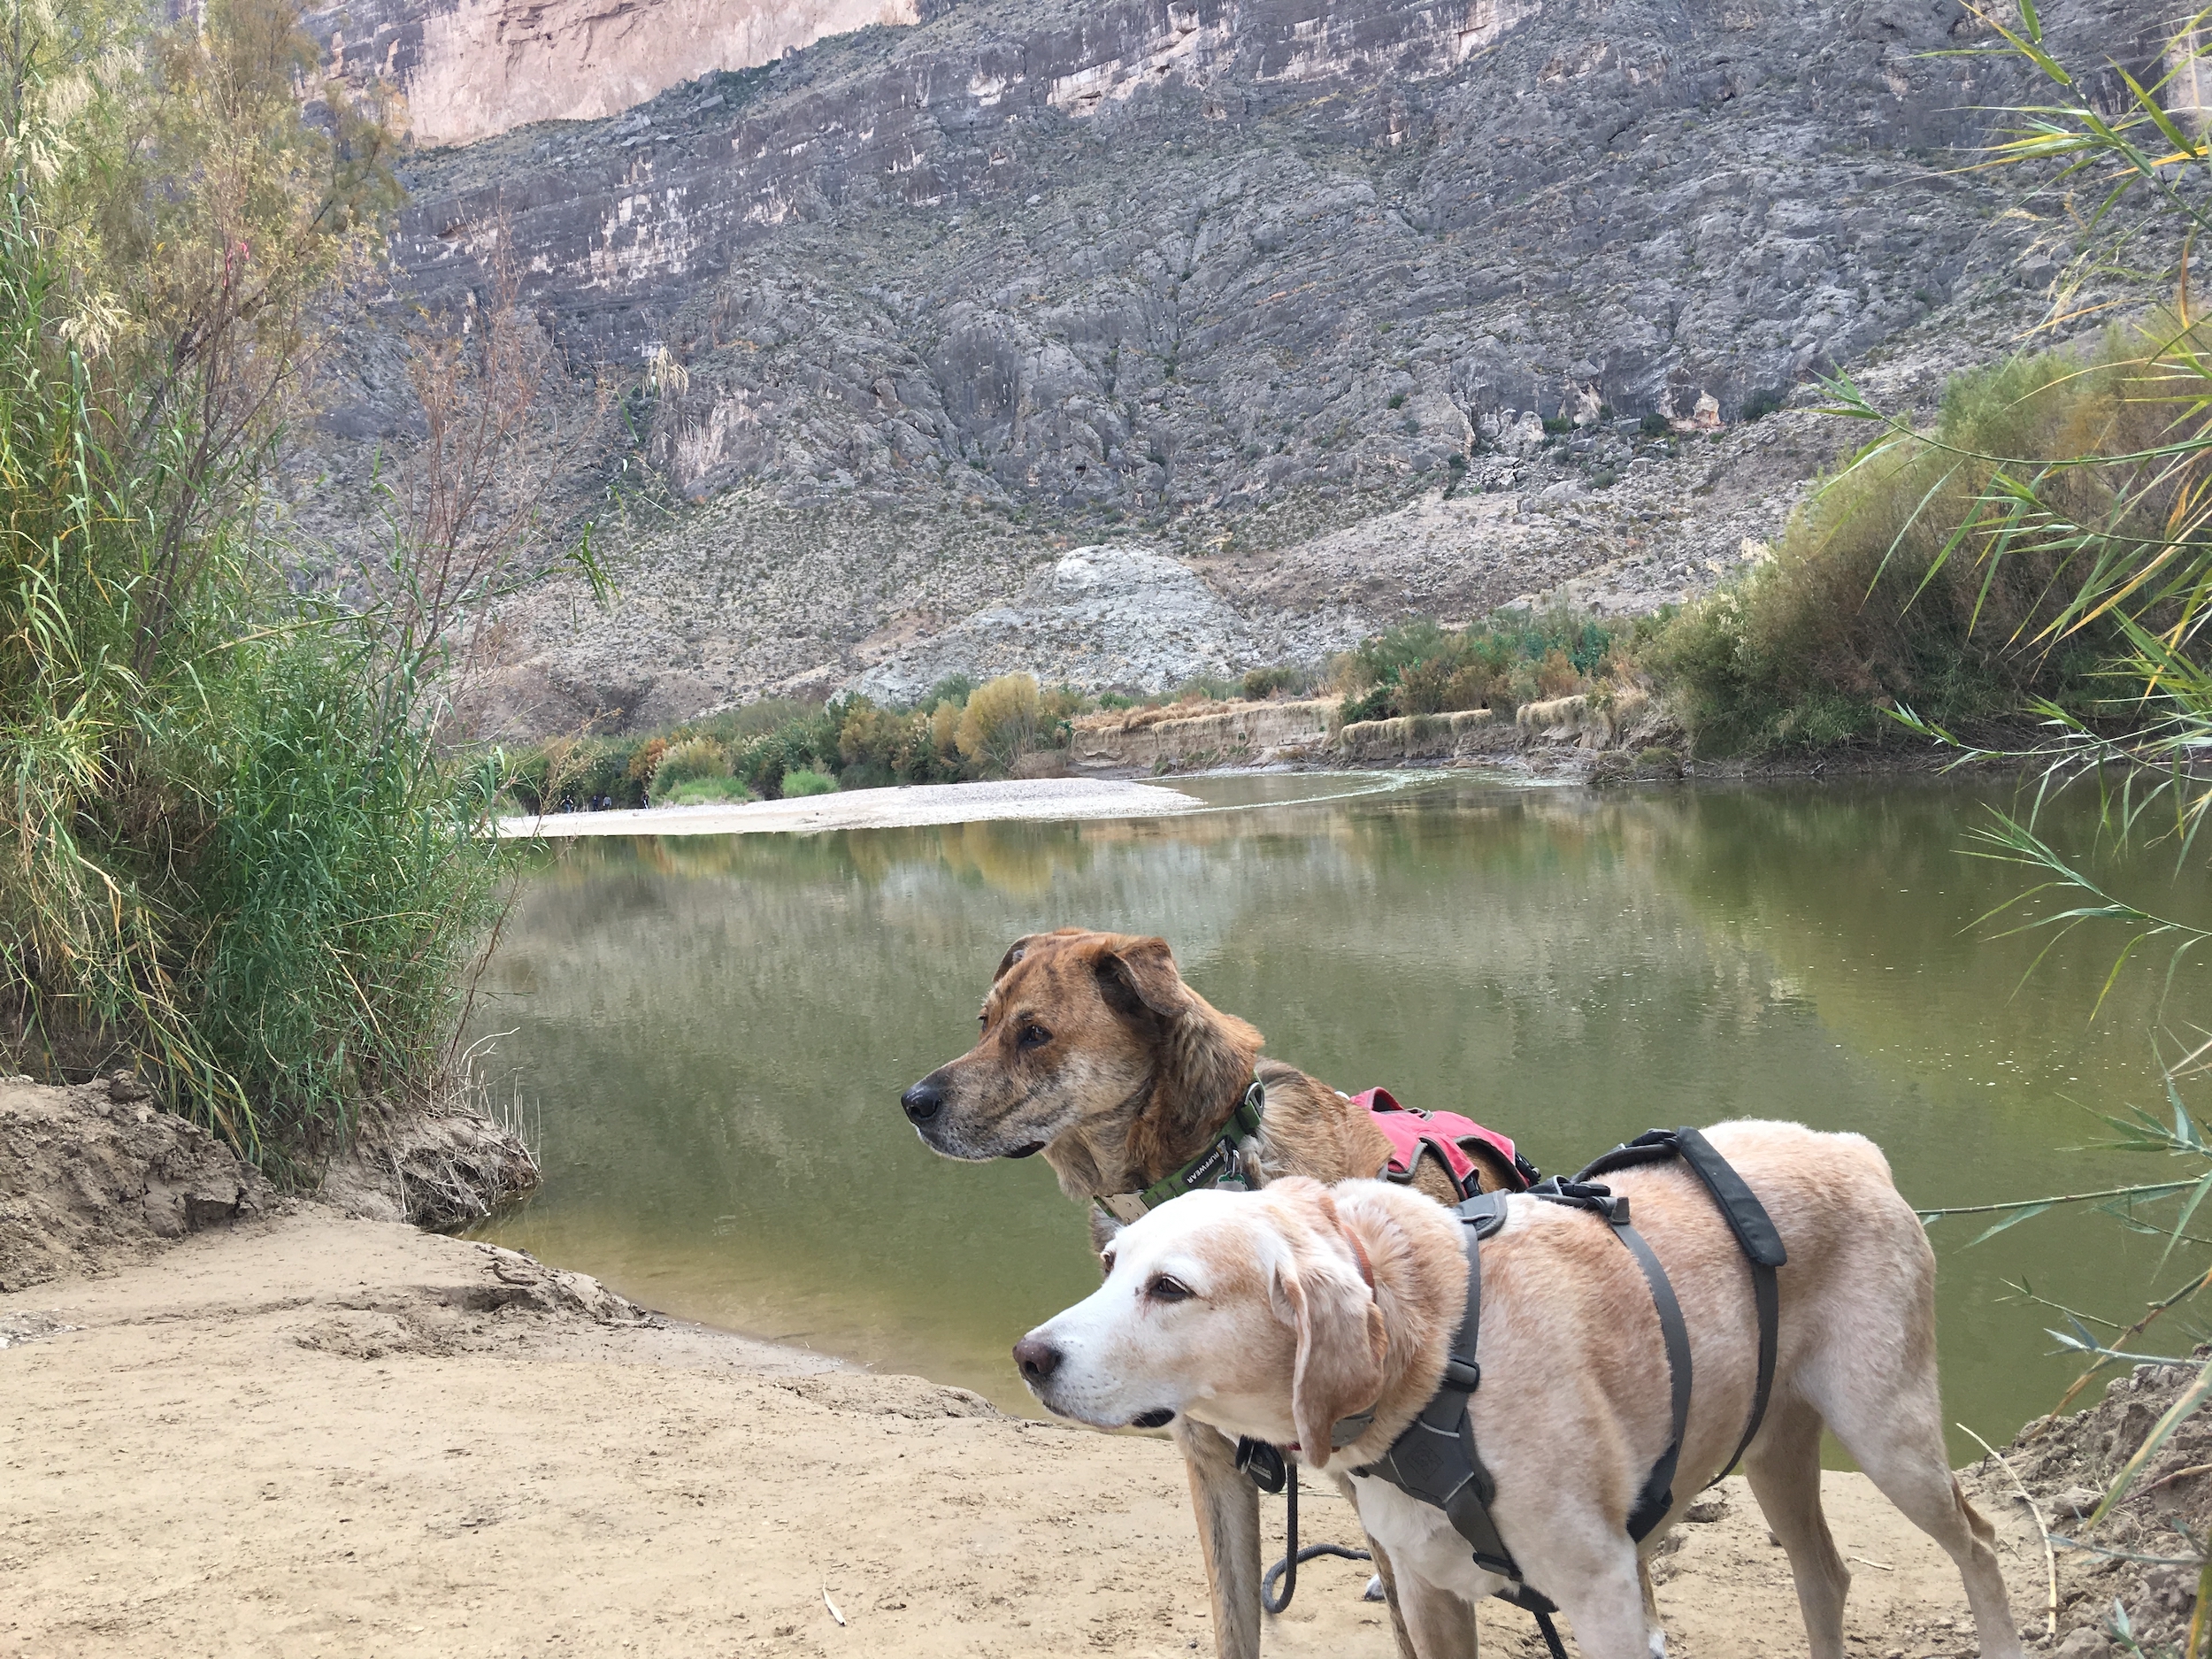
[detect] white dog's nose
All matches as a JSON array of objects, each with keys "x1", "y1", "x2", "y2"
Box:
[{"x1": 1012, "y1": 1334, "x2": 1063, "y2": 1385}]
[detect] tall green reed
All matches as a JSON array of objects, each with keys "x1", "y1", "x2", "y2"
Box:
[{"x1": 0, "y1": 56, "x2": 499, "y2": 1164}]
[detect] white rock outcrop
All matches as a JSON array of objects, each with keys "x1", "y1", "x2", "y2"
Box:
[{"x1": 847, "y1": 545, "x2": 1259, "y2": 703}]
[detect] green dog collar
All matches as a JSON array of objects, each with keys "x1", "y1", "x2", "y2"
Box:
[{"x1": 1094, "y1": 1078, "x2": 1266, "y2": 1226}]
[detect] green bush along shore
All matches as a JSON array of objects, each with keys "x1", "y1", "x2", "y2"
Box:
[
  {"x1": 0, "y1": 0, "x2": 509, "y2": 1168},
  {"x1": 1645, "y1": 321, "x2": 2173, "y2": 755}
]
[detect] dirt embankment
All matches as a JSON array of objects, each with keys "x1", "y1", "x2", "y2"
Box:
[
  {"x1": 0, "y1": 1079, "x2": 2178, "y2": 1659},
  {"x1": 1959, "y1": 1359, "x2": 2212, "y2": 1659},
  {"x1": 0, "y1": 1070, "x2": 538, "y2": 1294},
  {"x1": 1066, "y1": 692, "x2": 1678, "y2": 779},
  {"x1": 0, "y1": 1074, "x2": 273, "y2": 1294}
]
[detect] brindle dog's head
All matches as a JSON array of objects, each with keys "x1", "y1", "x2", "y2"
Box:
[{"x1": 899, "y1": 929, "x2": 1263, "y2": 1201}]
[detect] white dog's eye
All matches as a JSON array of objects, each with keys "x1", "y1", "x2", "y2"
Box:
[{"x1": 1147, "y1": 1275, "x2": 1194, "y2": 1303}]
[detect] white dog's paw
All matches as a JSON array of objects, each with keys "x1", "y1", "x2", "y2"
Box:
[
  {"x1": 1647, "y1": 1630, "x2": 1667, "y2": 1659},
  {"x1": 1363, "y1": 1575, "x2": 1386, "y2": 1602}
]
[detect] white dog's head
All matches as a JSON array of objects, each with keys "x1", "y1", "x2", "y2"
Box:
[{"x1": 1012, "y1": 1178, "x2": 1387, "y2": 1464}]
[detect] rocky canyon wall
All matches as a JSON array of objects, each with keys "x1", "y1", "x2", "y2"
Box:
[
  {"x1": 305, "y1": 0, "x2": 920, "y2": 145},
  {"x1": 295, "y1": 0, "x2": 2167, "y2": 733}
]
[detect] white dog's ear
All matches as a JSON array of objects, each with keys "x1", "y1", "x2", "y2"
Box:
[{"x1": 1270, "y1": 1186, "x2": 1386, "y2": 1467}]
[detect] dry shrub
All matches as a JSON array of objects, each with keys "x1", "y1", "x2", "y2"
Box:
[
  {"x1": 626, "y1": 738, "x2": 668, "y2": 787},
  {"x1": 1442, "y1": 663, "x2": 1496, "y2": 709},
  {"x1": 929, "y1": 699, "x2": 963, "y2": 761},
  {"x1": 1397, "y1": 657, "x2": 1455, "y2": 714},
  {"x1": 648, "y1": 735, "x2": 730, "y2": 803},
  {"x1": 1534, "y1": 649, "x2": 1582, "y2": 698},
  {"x1": 956, "y1": 673, "x2": 1041, "y2": 775}
]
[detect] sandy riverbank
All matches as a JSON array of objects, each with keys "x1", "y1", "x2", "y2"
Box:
[
  {"x1": 498, "y1": 777, "x2": 1205, "y2": 840},
  {"x1": 2, "y1": 1199, "x2": 2055, "y2": 1659}
]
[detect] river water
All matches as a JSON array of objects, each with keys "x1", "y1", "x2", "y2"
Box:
[{"x1": 472, "y1": 772, "x2": 2212, "y2": 1459}]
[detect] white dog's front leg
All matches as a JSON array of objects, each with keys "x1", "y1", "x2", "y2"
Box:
[
  {"x1": 1542, "y1": 1546, "x2": 1655, "y2": 1659},
  {"x1": 1639, "y1": 1556, "x2": 1667, "y2": 1658},
  {"x1": 1394, "y1": 1572, "x2": 1479, "y2": 1659},
  {"x1": 1175, "y1": 1419, "x2": 1261, "y2": 1659}
]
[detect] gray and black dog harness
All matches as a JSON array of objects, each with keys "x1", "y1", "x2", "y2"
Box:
[{"x1": 1348, "y1": 1126, "x2": 1788, "y2": 1658}]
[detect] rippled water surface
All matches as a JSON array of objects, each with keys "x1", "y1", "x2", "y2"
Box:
[{"x1": 473, "y1": 772, "x2": 2212, "y2": 1458}]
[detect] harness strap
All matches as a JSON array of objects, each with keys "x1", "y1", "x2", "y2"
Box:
[
  {"x1": 1607, "y1": 1211, "x2": 1694, "y2": 1541},
  {"x1": 1576, "y1": 1127, "x2": 1787, "y2": 1486},
  {"x1": 1578, "y1": 1127, "x2": 1786, "y2": 1267},
  {"x1": 1722, "y1": 1252, "x2": 1781, "y2": 1484},
  {"x1": 1356, "y1": 1194, "x2": 1524, "y2": 1575}
]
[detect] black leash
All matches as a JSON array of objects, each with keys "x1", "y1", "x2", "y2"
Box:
[
  {"x1": 1527, "y1": 1602, "x2": 1571, "y2": 1659},
  {"x1": 1250, "y1": 1454, "x2": 1565, "y2": 1655},
  {"x1": 1237, "y1": 1439, "x2": 1374, "y2": 1613},
  {"x1": 1257, "y1": 1465, "x2": 1373, "y2": 1614}
]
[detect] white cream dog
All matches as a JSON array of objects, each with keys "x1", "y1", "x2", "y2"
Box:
[{"x1": 1014, "y1": 1120, "x2": 2021, "y2": 1659}]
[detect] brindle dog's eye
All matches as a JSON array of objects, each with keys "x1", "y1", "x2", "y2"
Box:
[
  {"x1": 1147, "y1": 1275, "x2": 1193, "y2": 1302},
  {"x1": 1018, "y1": 1024, "x2": 1050, "y2": 1049}
]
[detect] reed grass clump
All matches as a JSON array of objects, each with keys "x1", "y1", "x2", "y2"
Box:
[
  {"x1": 1644, "y1": 326, "x2": 2159, "y2": 753},
  {"x1": 647, "y1": 735, "x2": 731, "y2": 803},
  {"x1": 0, "y1": 0, "x2": 504, "y2": 1164}
]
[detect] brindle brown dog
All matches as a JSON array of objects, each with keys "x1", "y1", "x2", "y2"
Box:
[{"x1": 900, "y1": 927, "x2": 1516, "y2": 1659}]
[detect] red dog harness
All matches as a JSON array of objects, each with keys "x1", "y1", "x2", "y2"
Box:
[
  {"x1": 1356, "y1": 1087, "x2": 1535, "y2": 1196},
  {"x1": 1094, "y1": 1078, "x2": 1534, "y2": 1225}
]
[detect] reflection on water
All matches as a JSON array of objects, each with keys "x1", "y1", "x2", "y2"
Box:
[{"x1": 472, "y1": 773, "x2": 2212, "y2": 1459}]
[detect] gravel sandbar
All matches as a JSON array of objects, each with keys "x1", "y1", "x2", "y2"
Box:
[{"x1": 498, "y1": 776, "x2": 1204, "y2": 840}]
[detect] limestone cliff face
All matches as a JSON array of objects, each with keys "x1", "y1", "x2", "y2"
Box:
[
  {"x1": 306, "y1": 0, "x2": 919, "y2": 145},
  {"x1": 303, "y1": 0, "x2": 2163, "y2": 732},
  {"x1": 387, "y1": 0, "x2": 2145, "y2": 490}
]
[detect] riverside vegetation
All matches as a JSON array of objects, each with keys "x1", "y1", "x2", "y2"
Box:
[
  {"x1": 0, "y1": 0, "x2": 575, "y2": 1172},
  {"x1": 503, "y1": 613, "x2": 1634, "y2": 811}
]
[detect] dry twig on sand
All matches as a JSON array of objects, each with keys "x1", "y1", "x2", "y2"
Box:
[{"x1": 1961, "y1": 1422, "x2": 2057, "y2": 1643}]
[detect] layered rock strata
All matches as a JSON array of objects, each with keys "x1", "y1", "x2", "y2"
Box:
[
  {"x1": 306, "y1": 0, "x2": 924, "y2": 146},
  {"x1": 1067, "y1": 695, "x2": 1340, "y2": 770},
  {"x1": 301, "y1": 0, "x2": 2159, "y2": 731}
]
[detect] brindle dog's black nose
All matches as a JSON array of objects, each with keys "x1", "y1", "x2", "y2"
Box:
[
  {"x1": 901, "y1": 1076, "x2": 945, "y2": 1125},
  {"x1": 1012, "y1": 1336, "x2": 1062, "y2": 1383}
]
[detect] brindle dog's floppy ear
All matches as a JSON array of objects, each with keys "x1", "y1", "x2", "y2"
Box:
[
  {"x1": 993, "y1": 935, "x2": 1040, "y2": 983},
  {"x1": 1267, "y1": 1180, "x2": 1386, "y2": 1468},
  {"x1": 994, "y1": 926, "x2": 1090, "y2": 983},
  {"x1": 1094, "y1": 936, "x2": 1186, "y2": 1019}
]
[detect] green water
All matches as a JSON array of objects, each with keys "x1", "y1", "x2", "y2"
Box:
[{"x1": 473, "y1": 772, "x2": 2212, "y2": 1459}]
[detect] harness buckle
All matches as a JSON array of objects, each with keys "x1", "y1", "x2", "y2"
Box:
[
  {"x1": 1529, "y1": 1177, "x2": 1629, "y2": 1225},
  {"x1": 1440, "y1": 1356, "x2": 1481, "y2": 1392}
]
